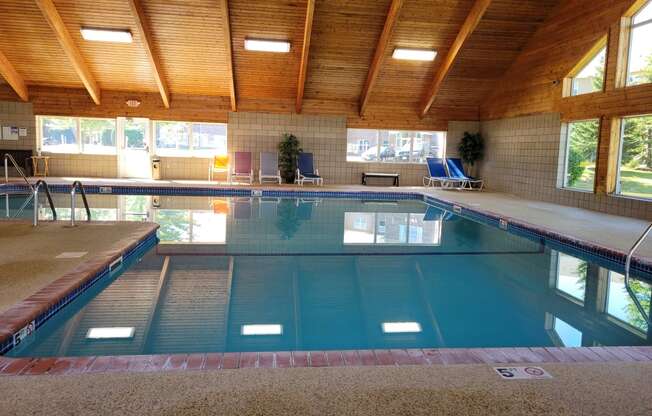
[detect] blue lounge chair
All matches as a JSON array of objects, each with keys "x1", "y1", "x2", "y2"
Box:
[
  {"x1": 295, "y1": 153, "x2": 323, "y2": 186},
  {"x1": 423, "y1": 157, "x2": 465, "y2": 188},
  {"x1": 446, "y1": 158, "x2": 484, "y2": 190}
]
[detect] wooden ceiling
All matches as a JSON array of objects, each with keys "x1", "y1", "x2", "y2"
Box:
[{"x1": 0, "y1": 0, "x2": 559, "y2": 123}]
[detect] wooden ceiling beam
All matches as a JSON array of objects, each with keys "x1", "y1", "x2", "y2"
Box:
[
  {"x1": 219, "y1": 0, "x2": 237, "y2": 112},
  {"x1": 419, "y1": 0, "x2": 491, "y2": 118},
  {"x1": 359, "y1": 0, "x2": 404, "y2": 117},
  {"x1": 296, "y1": 0, "x2": 315, "y2": 114},
  {"x1": 128, "y1": 0, "x2": 170, "y2": 109},
  {"x1": 0, "y1": 50, "x2": 28, "y2": 101},
  {"x1": 34, "y1": 0, "x2": 100, "y2": 105}
]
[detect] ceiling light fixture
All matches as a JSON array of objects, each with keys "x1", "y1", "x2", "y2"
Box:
[
  {"x1": 381, "y1": 322, "x2": 422, "y2": 333},
  {"x1": 244, "y1": 38, "x2": 291, "y2": 53},
  {"x1": 125, "y1": 99, "x2": 141, "y2": 108},
  {"x1": 392, "y1": 48, "x2": 437, "y2": 61},
  {"x1": 80, "y1": 27, "x2": 133, "y2": 43}
]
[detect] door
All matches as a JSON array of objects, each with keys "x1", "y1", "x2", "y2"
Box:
[{"x1": 118, "y1": 117, "x2": 152, "y2": 178}]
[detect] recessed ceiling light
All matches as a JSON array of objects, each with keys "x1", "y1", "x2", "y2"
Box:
[
  {"x1": 80, "y1": 27, "x2": 133, "y2": 43},
  {"x1": 381, "y1": 322, "x2": 422, "y2": 333},
  {"x1": 392, "y1": 48, "x2": 437, "y2": 61},
  {"x1": 244, "y1": 39, "x2": 291, "y2": 53},
  {"x1": 241, "y1": 324, "x2": 283, "y2": 335},
  {"x1": 86, "y1": 327, "x2": 135, "y2": 339}
]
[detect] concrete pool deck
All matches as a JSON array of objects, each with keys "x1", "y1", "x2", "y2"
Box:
[
  {"x1": 5, "y1": 176, "x2": 652, "y2": 261},
  {"x1": 1, "y1": 361, "x2": 651, "y2": 415}
]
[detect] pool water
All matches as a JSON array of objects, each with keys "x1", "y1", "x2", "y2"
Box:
[{"x1": 2, "y1": 193, "x2": 652, "y2": 357}]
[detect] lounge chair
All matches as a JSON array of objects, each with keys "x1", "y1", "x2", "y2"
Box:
[
  {"x1": 209, "y1": 155, "x2": 229, "y2": 181},
  {"x1": 422, "y1": 157, "x2": 465, "y2": 188},
  {"x1": 231, "y1": 152, "x2": 253, "y2": 184},
  {"x1": 295, "y1": 153, "x2": 323, "y2": 186},
  {"x1": 446, "y1": 158, "x2": 484, "y2": 190},
  {"x1": 259, "y1": 152, "x2": 282, "y2": 184}
]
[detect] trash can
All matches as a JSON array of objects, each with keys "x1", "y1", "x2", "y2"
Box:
[{"x1": 152, "y1": 157, "x2": 161, "y2": 180}]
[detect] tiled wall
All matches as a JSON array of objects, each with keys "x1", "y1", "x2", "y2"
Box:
[
  {"x1": 0, "y1": 101, "x2": 35, "y2": 152},
  {"x1": 478, "y1": 113, "x2": 652, "y2": 219}
]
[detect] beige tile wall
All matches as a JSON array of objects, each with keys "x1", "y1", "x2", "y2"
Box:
[
  {"x1": 44, "y1": 153, "x2": 118, "y2": 178},
  {"x1": 0, "y1": 101, "x2": 35, "y2": 152},
  {"x1": 478, "y1": 113, "x2": 652, "y2": 219}
]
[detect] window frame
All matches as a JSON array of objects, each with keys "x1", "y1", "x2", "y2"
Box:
[
  {"x1": 614, "y1": 112, "x2": 652, "y2": 199},
  {"x1": 152, "y1": 120, "x2": 227, "y2": 158},
  {"x1": 625, "y1": 0, "x2": 652, "y2": 87},
  {"x1": 38, "y1": 115, "x2": 120, "y2": 155},
  {"x1": 560, "y1": 118, "x2": 601, "y2": 192},
  {"x1": 345, "y1": 128, "x2": 446, "y2": 164}
]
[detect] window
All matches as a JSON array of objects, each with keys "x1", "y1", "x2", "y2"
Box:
[
  {"x1": 616, "y1": 114, "x2": 652, "y2": 199},
  {"x1": 40, "y1": 116, "x2": 78, "y2": 153},
  {"x1": 606, "y1": 271, "x2": 650, "y2": 333},
  {"x1": 346, "y1": 129, "x2": 445, "y2": 163},
  {"x1": 154, "y1": 121, "x2": 227, "y2": 157},
  {"x1": 555, "y1": 252, "x2": 587, "y2": 303},
  {"x1": 39, "y1": 116, "x2": 117, "y2": 155},
  {"x1": 561, "y1": 119, "x2": 599, "y2": 191},
  {"x1": 569, "y1": 46, "x2": 606, "y2": 96},
  {"x1": 80, "y1": 118, "x2": 116, "y2": 154},
  {"x1": 626, "y1": 1, "x2": 652, "y2": 86},
  {"x1": 343, "y1": 212, "x2": 441, "y2": 245},
  {"x1": 545, "y1": 314, "x2": 583, "y2": 347}
]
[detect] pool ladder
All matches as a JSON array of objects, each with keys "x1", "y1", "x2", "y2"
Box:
[
  {"x1": 624, "y1": 223, "x2": 652, "y2": 325},
  {"x1": 70, "y1": 180, "x2": 91, "y2": 226}
]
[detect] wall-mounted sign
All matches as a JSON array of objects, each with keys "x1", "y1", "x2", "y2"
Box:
[{"x1": 1, "y1": 126, "x2": 19, "y2": 140}]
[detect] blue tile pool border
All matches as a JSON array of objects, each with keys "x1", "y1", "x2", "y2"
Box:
[
  {"x1": 0, "y1": 231, "x2": 159, "y2": 356},
  {"x1": 4, "y1": 182, "x2": 652, "y2": 276}
]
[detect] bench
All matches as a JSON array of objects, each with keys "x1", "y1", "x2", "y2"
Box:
[
  {"x1": 1, "y1": 149, "x2": 33, "y2": 177},
  {"x1": 361, "y1": 172, "x2": 400, "y2": 187}
]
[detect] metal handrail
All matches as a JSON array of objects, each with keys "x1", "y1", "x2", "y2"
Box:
[
  {"x1": 32, "y1": 180, "x2": 57, "y2": 226},
  {"x1": 624, "y1": 222, "x2": 652, "y2": 325},
  {"x1": 4, "y1": 153, "x2": 33, "y2": 191},
  {"x1": 70, "y1": 181, "x2": 91, "y2": 226}
]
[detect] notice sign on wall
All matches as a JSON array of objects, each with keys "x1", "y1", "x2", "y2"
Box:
[
  {"x1": 494, "y1": 366, "x2": 552, "y2": 380},
  {"x1": 1, "y1": 126, "x2": 19, "y2": 140}
]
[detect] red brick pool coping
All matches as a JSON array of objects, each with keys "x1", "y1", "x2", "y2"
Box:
[
  {"x1": 0, "y1": 221, "x2": 159, "y2": 353},
  {"x1": 1, "y1": 346, "x2": 652, "y2": 376}
]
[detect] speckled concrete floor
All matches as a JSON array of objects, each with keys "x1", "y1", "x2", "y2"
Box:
[
  {"x1": 0, "y1": 362, "x2": 651, "y2": 415},
  {"x1": 0, "y1": 221, "x2": 156, "y2": 312}
]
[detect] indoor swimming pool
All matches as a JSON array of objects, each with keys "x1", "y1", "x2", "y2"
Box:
[{"x1": 2, "y1": 193, "x2": 651, "y2": 357}]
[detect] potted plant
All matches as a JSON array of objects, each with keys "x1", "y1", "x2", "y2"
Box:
[
  {"x1": 457, "y1": 131, "x2": 484, "y2": 177},
  {"x1": 278, "y1": 133, "x2": 302, "y2": 183}
]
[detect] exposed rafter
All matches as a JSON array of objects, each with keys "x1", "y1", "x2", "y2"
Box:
[
  {"x1": 296, "y1": 0, "x2": 315, "y2": 114},
  {"x1": 0, "y1": 50, "x2": 28, "y2": 101},
  {"x1": 128, "y1": 0, "x2": 170, "y2": 109},
  {"x1": 34, "y1": 0, "x2": 101, "y2": 105},
  {"x1": 219, "y1": 0, "x2": 237, "y2": 112},
  {"x1": 359, "y1": 0, "x2": 404, "y2": 117},
  {"x1": 419, "y1": 0, "x2": 491, "y2": 117}
]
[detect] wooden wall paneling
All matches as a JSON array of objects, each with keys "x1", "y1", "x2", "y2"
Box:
[
  {"x1": 359, "y1": 0, "x2": 404, "y2": 116},
  {"x1": 419, "y1": 0, "x2": 492, "y2": 117},
  {"x1": 0, "y1": 50, "x2": 28, "y2": 101},
  {"x1": 219, "y1": 0, "x2": 237, "y2": 111},
  {"x1": 127, "y1": 0, "x2": 170, "y2": 108},
  {"x1": 295, "y1": 0, "x2": 315, "y2": 113},
  {"x1": 34, "y1": 0, "x2": 101, "y2": 104}
]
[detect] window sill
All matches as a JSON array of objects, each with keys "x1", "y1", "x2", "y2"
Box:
[
  {"x1": 609, "y1": 193, "x2": 652, "y2": 203},
  {"x1": 558, "y1": 186, "x2": 595, "y2": 194}
]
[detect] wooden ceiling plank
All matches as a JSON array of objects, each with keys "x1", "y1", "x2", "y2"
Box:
[
  {"x1": 128, "y1": 0, "x2": 170, "y2": 108},
  {"x1": 34, "y1": 0, "x2": 101, "y2": 105},
  {"x1": 0, "y1": 50, "x2": 29, "y2": 101},
  {"x1": 419, "y1": 0, "x2": 492, "y2": 118},
  {"x1": 296, "y1": 0, "x2": 315, "y2": 114},
  {"x1": 219, "y1": 0, "x2": 237, "y2": 112},
  {"x1": 359, "y1": 0, "x2": 404, "y2": 117}
]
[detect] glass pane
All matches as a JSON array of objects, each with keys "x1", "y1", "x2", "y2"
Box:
[
  {"x1": 124, "y1": 118, "x2": 148, "y2": 150},
  {"x1": 343, "y1": 212, "x2": 375, "y2": 244},
  {"x1": 618, "y1": 115, "x2": 652, "y2": 199},
  {"x1": 571, "y1": 47, "x2": 605, "y2": 95},
  {"x1": 412, "y1": 132, "x2": 445, "y2": 163},
  {"x1": 564, "y1": 120, "x2": 599, "y2": 190},
  {"x1": 346, "y1": 129, "x2": 378, "y2": 162},
  {"x1": 41, "y1": 117, "x2": 78, "y2": 153},
  {"x1": 394, "y1": 132, "x2": 413, "y2": 162},
  {"x1": 376, "y1": 213, "x2": 408, "y2": 244},
  {"x1": 627, "y1": 21, "x2": 652, "y2": 86},
  {"x1": 192, "y1": 123, "x2": 227, "y2": 156},
  {"x1": 408, "y1": 213, "x2": 441, "y2": 245},
  {"x1": 556, "y1": 253, "x2": 587, "y2": 301},
  {"x1": 553, "y1": 317, "x2": 582, "y2": 347},
  {"x1": 607, "y1": 272, "x2": 651, "y2": 332},
  {"x1": 80, "y1": 118, "x2": 116, "y2": 155},
  {"x1": 633, "y1": 1, "x2": 652, "y2": 25},
  {"x1": 155, "y1": 121, "x2": 190, "y2": 154}
]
